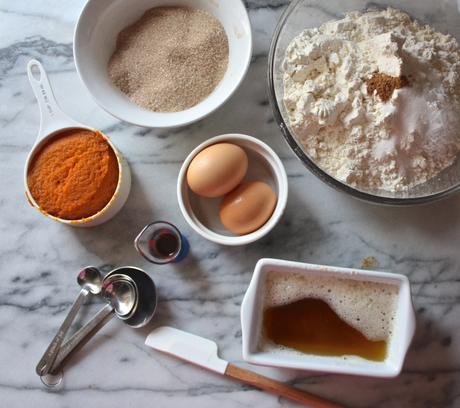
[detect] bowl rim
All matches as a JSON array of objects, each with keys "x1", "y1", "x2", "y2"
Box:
[
  {"x1": 177, "y1": 134, "x2": 288, "y2": 246},
  {"x1": 73, "y1": 0, "x2": 253, "y2": 129},
  {"x1": 267, "y1": 0, "x2": 460, "y2": 206}
]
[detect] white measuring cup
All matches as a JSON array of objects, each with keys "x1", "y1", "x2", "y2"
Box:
[{"x1": 24, "y1": 60, "x2": 131, "y2": 227}]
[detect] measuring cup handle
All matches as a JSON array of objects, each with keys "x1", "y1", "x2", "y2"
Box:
[{"x1": 26, "y1": 59, "x2": 79, "y2": 142}]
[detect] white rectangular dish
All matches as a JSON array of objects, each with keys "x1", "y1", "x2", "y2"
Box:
[{"x1": 241, "y1": 258, "x2": 416, "y2": 378}]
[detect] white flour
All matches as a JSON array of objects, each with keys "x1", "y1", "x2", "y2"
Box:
[{"x1": 283, "y1": 8, "x2": 460, "y2": 191}]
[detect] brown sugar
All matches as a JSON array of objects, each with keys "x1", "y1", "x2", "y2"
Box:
[
  {"x1": 366, "y1": 73, "x2": 408, "y2": 102},
  {"x1": 108, "y1": 6, "x2": 229, "y2": 112},
  {"x1": 27, "y1": 129, "x2": 119, "y2": 220}
]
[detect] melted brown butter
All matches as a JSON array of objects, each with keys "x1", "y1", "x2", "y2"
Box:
[{"x1": 263, "y1": 298, "x2": 387, "y2": 361}]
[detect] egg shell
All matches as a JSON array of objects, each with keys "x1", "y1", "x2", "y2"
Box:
[
  {"x1": 186, "y1": 143, "x2": 248, "y2": 198},
  {"x1": 220, "y1": 181, "x2": 277, "y2": 235}
]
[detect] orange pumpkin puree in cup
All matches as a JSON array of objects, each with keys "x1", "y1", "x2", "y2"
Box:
[{"x1": 27, "y1": 129, "x2": 119, "y2": 220}]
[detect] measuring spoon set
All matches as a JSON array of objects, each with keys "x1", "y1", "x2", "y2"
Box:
[{"x1": 36, "y1": 266, "x2": 157, "y2": 387}]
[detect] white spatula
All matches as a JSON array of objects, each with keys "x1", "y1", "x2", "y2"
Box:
[{"x1": 145, "y1": 326, "x2": 343, "y2": 408}]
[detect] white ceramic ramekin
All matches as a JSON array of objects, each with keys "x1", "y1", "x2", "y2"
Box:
[
  {"x1": 241, "y1": 258, "x2": 416, "y2": 378},
  {"x1": 177, "y1": 134, "x2": 288, "y2": 246},
  {"x1": 74, "y1": 0, "x2": 252, "y2": 128},
  {"x1": 25, "y1": 60, "x2": 131, "y2": 227}
]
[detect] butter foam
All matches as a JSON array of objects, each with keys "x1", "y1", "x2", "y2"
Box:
[{"x1": 263, "y1": 270, "x2": 399, "y2": 342}]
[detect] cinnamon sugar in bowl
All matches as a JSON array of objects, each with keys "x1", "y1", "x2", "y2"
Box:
[{"x1": 73, "y1": 0, "x2": 252, "y2": 128}]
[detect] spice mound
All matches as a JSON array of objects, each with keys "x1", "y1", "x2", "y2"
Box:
[
  {"x1": 108, "y1": 6, "x2": 229, "y2": 113},
  {"x1": 27, "y1": 129, "x2": 119, "y2": 220},
  {"x1": 366, "y1": 73, "x2": 408, "y2": 102}
]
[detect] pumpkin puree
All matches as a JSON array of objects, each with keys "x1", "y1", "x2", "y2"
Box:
[{"x1": 27, "y1": 129, "x2": 119, "y2": 220}]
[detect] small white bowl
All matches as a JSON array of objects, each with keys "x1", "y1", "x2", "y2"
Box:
[
  {"x1": 25, "y1": 60, "x2": 131, "y2": 227},
  {"x1": 177, "y1": 134, "x2": 288, "y2": 246},
  {"x1": 241, "y1": 258, "x2": 416, "y2": 378},
  {"x1": 74, "y1": 0, "x2": 252, "y2": 128}
]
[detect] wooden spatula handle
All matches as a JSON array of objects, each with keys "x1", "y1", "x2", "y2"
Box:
[{"x1": 225, "y1": 364, "x2": 344, "y2": 408}]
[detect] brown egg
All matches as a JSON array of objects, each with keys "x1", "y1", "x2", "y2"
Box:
[
  {"x1": 186, "y1": 143, "x2": 248, "y2": 198},
  {"x1": 220, "y1": 181, "x2": 277, "y2": 235}
]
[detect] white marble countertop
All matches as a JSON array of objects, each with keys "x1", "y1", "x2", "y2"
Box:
[{"x1": 1, "y1": 1, "x2": 460, "y2": 407}]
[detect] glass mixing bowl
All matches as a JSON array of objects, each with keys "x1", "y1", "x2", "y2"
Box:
[{"x1": 268, "y1": 0, "x2": 460, "y2": 205}]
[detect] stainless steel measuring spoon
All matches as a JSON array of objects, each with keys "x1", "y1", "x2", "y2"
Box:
[
  {"x1": 45, "y1": 275, "x2": 139, "y2": 379},
  {"x1": 36, "y1": 267, "x2": 103, "y2": 376},
  {"x1": 40, "y1": 268, "x2": 157, "y2": 388}
]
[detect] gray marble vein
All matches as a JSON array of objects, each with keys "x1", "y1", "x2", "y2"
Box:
[{"x1": 1, "y1": 0, "x2": 460, "y2": 407}]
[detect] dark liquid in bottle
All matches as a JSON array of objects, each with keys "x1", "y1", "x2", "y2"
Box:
[
  {"x1": 263, "y1": 298, "x2": 387, "y2": 361},
  {"x1": 149, "y1": 229, "x2": 179, "y2": 259}
]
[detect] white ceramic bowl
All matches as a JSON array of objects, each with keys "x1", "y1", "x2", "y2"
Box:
[
  {"x1": 241, "y1": 258, "x2": 416, "y2": 378},
  {"x1": 74, "y1": 0, "x2": 252, "y2": 128},
  {"x1": 177, "y1": 134, "x2": 288, "y2": 246},
  {"x1": 25, "y1": 60, "x2": 131, "y2": 227}
]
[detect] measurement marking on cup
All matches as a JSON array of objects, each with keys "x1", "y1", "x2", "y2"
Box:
[{"x1": 40, "y1": 84, "x2": 54, "y2": 116}]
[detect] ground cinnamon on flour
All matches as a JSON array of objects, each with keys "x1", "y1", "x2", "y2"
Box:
[
  {"x1": 366, "y1": 73, "x2": 408, "y2": 102},
  {"x1": 108, "y1": 7, "x2": 229, "y2": 112}
]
